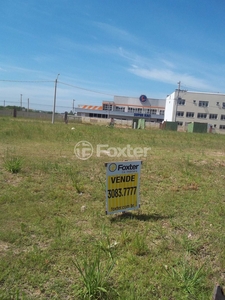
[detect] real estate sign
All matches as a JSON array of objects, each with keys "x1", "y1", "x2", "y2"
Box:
[{"x1": 105, "y1": 161, "x2": 142, "y2": 215}]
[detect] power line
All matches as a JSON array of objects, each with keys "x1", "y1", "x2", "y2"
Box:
[
  {"x1": 0, "y1": 79, "x2": 114, "y2": 97},
  {"x1": 1, "y1": 101, "x2": 72, "y2": 108},
  {"x1": 1, "y1": 79, "x2": 225, "y2": 98},
  {"x1": 58, "y1": 81, "x2": 114, "y2": 97},
  {"x1": 0, "y1": 80, "x2": 53, "y2": 83}
]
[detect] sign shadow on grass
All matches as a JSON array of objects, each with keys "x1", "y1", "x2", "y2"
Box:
[{"x1": 110, "y1": 212, "x2": 173, "y2": 222}]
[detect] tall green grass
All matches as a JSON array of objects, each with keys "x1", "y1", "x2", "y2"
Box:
[{"x1": 0, "y1": 117, "x2": 225, "y2": 299}]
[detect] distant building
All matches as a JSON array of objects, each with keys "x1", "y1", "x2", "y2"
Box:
[
  {"x1": 75, "y1": 95, "x2": 166, "y2": 123},
  {"x1": 165, "y1": 89, "x2": 225, "y2": 133}
]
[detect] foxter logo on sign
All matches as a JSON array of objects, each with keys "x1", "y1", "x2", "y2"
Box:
[{"x1": 105, "y1": 161, "x2": 142, "y2": 215}]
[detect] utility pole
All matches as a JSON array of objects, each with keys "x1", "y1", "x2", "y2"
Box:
[
  {"x1": 4, "y1": 100, "x2": 5, "y2": 107},
  {"x1": 73, "y1": 99, "x2": 75, "y2": 113},
  {"x1": 52, "y1": 74, "x2": 60, "y2": 124},
  {"x1": 27, "y1": 98, "x2": 29, "y2": 114},
  {"x1": 174, "y1": 81, "x2": 181, "y2": 122},
  {"x1": 20, "y1": 94, "x2": 23, "y2": 109}
]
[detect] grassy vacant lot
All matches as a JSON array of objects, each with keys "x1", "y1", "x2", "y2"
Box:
[{"x1": 0, "y1": 117, "x2": 225, "y2": 299}]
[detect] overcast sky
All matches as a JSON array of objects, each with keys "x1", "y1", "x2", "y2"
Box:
[{"x1": 1, "y1": 0, "x2": 225, "y2": 112}]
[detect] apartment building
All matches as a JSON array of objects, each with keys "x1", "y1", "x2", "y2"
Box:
[{"x1": 164, "y1": 89, "x2": 225, "y2": 133}]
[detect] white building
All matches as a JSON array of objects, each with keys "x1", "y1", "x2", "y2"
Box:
[
  {"x1": 165, "y1": 89, "x2": 225, "y2": 133},
  {"x1": 76, "y1": 95, "x2": 165, "y2": 123}
]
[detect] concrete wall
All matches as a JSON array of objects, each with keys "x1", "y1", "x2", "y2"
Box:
[
  {"x1": 0, "y1": 109, "x2": 173, "y2": 130},
  {"x1": 0, "y1": 109, "x2": 64, "y2": 121},
  {"x1": 77, "y1": 116, "x2": 160, "y2": 129}
]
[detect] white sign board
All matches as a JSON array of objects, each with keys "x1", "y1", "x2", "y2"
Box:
[{"x1": 105, "y1": 161, "x2": 142, "y2": 215}]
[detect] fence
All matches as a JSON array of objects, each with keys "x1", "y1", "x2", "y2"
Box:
[
  {"x1": 0, "y1": 109, "x2": 164, "y2": 129},
  {"x1": 0, "y1": 109, "x2": 63, "y2": 121}
]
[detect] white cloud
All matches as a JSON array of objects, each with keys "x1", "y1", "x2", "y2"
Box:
[
  {"x1": 117, "y1": 48, "x2": 224, "y2": 92},
  {"x1": 160, "y1": 59, "x2": 176, "y2": 69},
  {"x1": 0, "y1": 63, "x2": 47, "y2": 78},
  {"x1": 94, "y1": 22, "x2": 136, "y2": 43},
  {"x1": 32, "y1": 55, "x2": 55, "y2": 63},
  {"x1": 128, "y1": 66, "x2": 211, "y2": 91}
]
